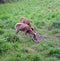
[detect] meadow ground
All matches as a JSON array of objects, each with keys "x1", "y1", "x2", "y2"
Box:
[{"x1": 0, "y1": 0, "x2": 60, "y2": 61}]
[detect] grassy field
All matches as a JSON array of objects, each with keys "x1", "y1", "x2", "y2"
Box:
[{"x1": 0, "y1": 0, "x2": 60, "y2": 61}]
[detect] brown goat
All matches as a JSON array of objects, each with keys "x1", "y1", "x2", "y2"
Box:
[
  {"x1": 15, "y1": 23, "x2": 37, "y2": 40},
  {"x1": 20, "y1": 17, "x2": 34, "y2": 30}
]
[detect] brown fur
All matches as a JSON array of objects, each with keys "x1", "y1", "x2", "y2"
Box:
[
  {"x1": 20, "y1": 17, "x2": 34, "y2": 30},
  {"x1": 15, "y1": 23, "x2": 36, "y2": 39}
]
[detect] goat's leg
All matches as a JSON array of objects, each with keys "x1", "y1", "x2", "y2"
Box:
[
  {"x1": 22, "y1": 30, "x2": 28, "y2": 38},
  {"x1": 16, "y1": 29, "x2": 20, "y2": 34},
  {"x1": 25, "y1": 31, "x2": 28, "y2": 35}
]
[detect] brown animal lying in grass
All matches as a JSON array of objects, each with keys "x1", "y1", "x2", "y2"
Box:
[
  {"x1": 20, "y1": 17, "x2": 34, "y2": 30},
  {"x1": 15, "y1": 23, "x2": 37, "y2": 41}
]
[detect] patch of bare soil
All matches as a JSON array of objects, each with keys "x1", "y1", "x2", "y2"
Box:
[
  {"x1": 31, "y1": 34, "x2": 47, "y2": 43},
  {"x1": 31, "y1": 34, "x2": 60, "y2": 43}
]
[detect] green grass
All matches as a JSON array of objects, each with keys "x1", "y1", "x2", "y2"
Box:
[{"x1": 0, "y1": 0, "x2": 60, "y2": 61}]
